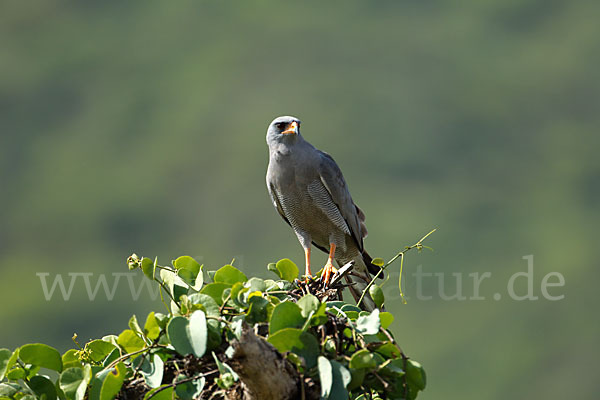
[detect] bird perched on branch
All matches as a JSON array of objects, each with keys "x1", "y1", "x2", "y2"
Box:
[{"x1": 266, "y1": 116, "x2": 381, "y2": 310}]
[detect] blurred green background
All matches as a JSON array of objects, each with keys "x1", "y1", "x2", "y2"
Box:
[{"x1": 1, "y1": 1, "x2": 598, "y2": 398}]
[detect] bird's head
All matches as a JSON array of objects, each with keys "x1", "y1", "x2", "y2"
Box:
[{"x1": 266, "y1": 116, "x2": 302, "y2": 146}]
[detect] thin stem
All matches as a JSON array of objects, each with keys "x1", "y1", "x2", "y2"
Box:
[
  {"x1": 357, "y1": 229, "x2": 436, "y2": 308},
  {"x1": 154, "y1": 264, "x2": 176, "y2": 272},
  {"x1": 71, "y1": 334, "x2": 83, "y2": 350},
  {"x1": 206, "y1": 315, "x2": 232, "y2": 327},
  {"x1": 101, "y1": 344, "x2": 166, "y2": 373},
  {"x1": 146, "y1": 369, "x2": 219, "y2": 399},
  {"x1": 15, "y1": 359, "x2": 31, "y2": 384},
  {"x1": 158, "y1": 283, "x2": 170, "y2": 314},
  {"x1": 219, "y1": 292, "x2": 232, "y2": 313},
  {"x1": 155, "y1": 277, "x2": 179, "y2": 306},
  {"x1": 372, "y1": 370, "x2": 390, "y2": 390},
  {"x1": 398, "y1": 251, "x2": 406, "y2": 304}
]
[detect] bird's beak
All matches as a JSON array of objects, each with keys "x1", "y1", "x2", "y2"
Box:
[{"x1": 282, "y1": 121, "x2": 299, "y2": 135}]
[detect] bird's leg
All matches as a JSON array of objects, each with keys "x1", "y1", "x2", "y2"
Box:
[
  {"x1": 321, "y1": 243, "x2": 337, "y2": 286},
  {"x1": 304, "y1": 248, "x2": 312, "y2": 282}
]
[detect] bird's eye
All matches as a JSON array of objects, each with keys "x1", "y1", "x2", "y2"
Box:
[{"x1": 276, "y1": 122, "x2": 286, "y2": 130}]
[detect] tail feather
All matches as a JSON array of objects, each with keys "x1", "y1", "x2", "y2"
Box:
[
  {"x1": 346, "y1": 275, "x2": 376, "y2": 311},
  {"x1": 339, "y1": 255, "x2": 380, "y2": 311},
  {"x1": 362, "y1": 250, "x2": 384, "y2": 278}
]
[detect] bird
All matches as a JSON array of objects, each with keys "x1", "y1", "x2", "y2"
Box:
[{"x1": 265, "y1": 116, "x2": 381, "y2": 310}]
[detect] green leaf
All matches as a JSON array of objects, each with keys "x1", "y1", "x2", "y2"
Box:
[
  {"x1": 269, "y1": 302, "x2": 305, "y2": 334},
  {"x1": 26, "y1": 365, "x2": 41, "y2": 379},
  {"x1": 329, "y1": 360, "x2": 351, "y2": 400},
  {"x1": 379, "y1": 358, "x2": 405, "y2": 378},
  {"x1": 207, "y1": 270, "x2": 216, "y2": 281},
  {"x1": 200, "y1": 283, "x2": 232, "y2": 306},
  {"x1": 325, "y1": 301, "x2": 345, "y2": 309},
  {"x1": 267, "y1": 328, "x2": 319, "y2": 368},
  {"x1": 139, "y1": 354, "x2": 164, "y2": 389},
  {"x1": 141, "y1": 257, "x2": 155, "y2": 280},
  {"x1": 6, "y1": 367, "x2": 25, "y2": 380},
  {"x1": 102, "y1": 349, "x2": 120, "y2": 368},
  {"x1": 230, "y1": 282, "x2": 248, "y2": 307},
  {"x1": 371, "y1": 257, "x2": 385, "y2": 267},
  {"x1": 59, "y1": 365, "x2": 91, "y2": 400},
  {"x1": 174, "y1": 256, "x2": 203, "y2": 290},
  {"x1": 188, "y1": 293, "x2": 220, "y2": 317},
  {"x1": 0, "y1": 349, "x2": 12, "y2": 381},
  {"x1": 375, "y1": 342, "x2": 402, "y2": 359},
  {"x1": 369, "y1": 284, "x2": 385, "y2": 308},
  {"x1": 173, "y1": 256, "x2": 201, "y2": 273},
  {"x1": 206, "y1": 320, "x2": 223, "y2": 351},
  {"x1": 28, "y1": 375, "x2": 58, "y2": 400},
  {"x1": 379, "y1": 312, "x2": 394, "y2": 329},
  {"x1": 19, "y1": 344, "x2": 62, "y2": 372},
  {"x1": 356, "y1": 309, "x2": 380, "y2": 335},
  {"x1": 211, "y1": 352, "x2": 239, "y2": 386},
  {"x1": 117, "y1": 330, "x2": 145, "y2": 353},
  {"x1": 88, "y1": 368, "x2": 111, "y2": 400},
  {"x1": 160, "y1": 268, "x2": 188, "y2": 302},
  {"x1": 323, "y1": 338, "x2": 336, "y2": 354},
  {"x1": 188, "y1": 310, "x2": 208, "y2": 358},
  {"x1": 344, "y1": 311, "x2": 359, "y2": 321},
  {"x1": 245, "y1": 277, "x2": 267, "y2": 293},
  {"x1": 165, "y1": 311, "x2": 208, "y2": 358},
  {"x1": 153, "y1": 313, "x2": 169, "y2": 330},
  {"x1": 101, "y1": 335, "x2": 119, "y2": 347},
  {"x1": 310, "y1": 302, "x2": 328, "y2": 326},
  {"x1": 0, "y1": 382, "x2": 20, "y2": 397},
  {"x1": 143, "y1": 385, "x2": 173, "y2": 400},
  {"x1": 99, "y1": 362, "x2": 127, "y2": 400},
  {"x1": 167, "y1": 317, "x2": 194, "y2": 356},
  {"x1": 213, "y1": 264, "x2": 247, "y2": 285},
  {"x1": 144, "y1": 312, "x2": 161, "y2": 340},
  {"x1": 340, "y1": 304, "x2": 362, "y2": 313},
  {"x1": 6, "y1": 350, "x2": 18, "y2": 371},
  {"x1": 406, "y1": 359, "x2": 426, "y2": 391},
  {"x1": 245, "y1": 296, "x2": 271, "y2": 324},
  {"x1": 87, "y1": 340, "x2": 117, "y2": 363},
  {"x1": 275, "y1": 258, "x2": 299, "y2": 282},
  {"x1": 175, "y1": 375, "x2": 205, "y2": 400},
  {"x1": 349, "y1": 349, "x2": 376, "y2": 369},
  {"x1": 296, "y1": 294, "x2": 320, "y2": 318},
  {"x1": 128, "y1": 315, "x2": 145, "y2": 339},
  {"x1": 318, "y1": 356, "x2": 332, "y2": 399},
  {"x1": 62, "y1": 349, "x2": 81, "y2": 370},
  {"x1": 347, "y1": 367, "x2": 366, "y2": 390}
]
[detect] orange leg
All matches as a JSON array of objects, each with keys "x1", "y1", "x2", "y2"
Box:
[
  {"x1": 304, "y1": 248, "x2": 312, "y2": 279},
  {"x1": 321, "y1": 243, "x2": 337, "y2": 286}
]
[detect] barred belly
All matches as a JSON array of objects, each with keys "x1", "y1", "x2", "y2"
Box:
[{"x1": 277, "y1": 181, "x2": 350, "y2": 255}]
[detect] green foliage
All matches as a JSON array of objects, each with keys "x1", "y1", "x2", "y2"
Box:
[
  {"x1": 19, "y1": 344, "x2": 62, "y2": 372},
  {"x1": 273, "y1": 258, "x2": 300, "y2": 282},
  {"x1": 0, "y1": 254, "x2": 425, "y2": 399},
  {"x1": 1, "y1": 4, "x2": 598, "y2": 399}
]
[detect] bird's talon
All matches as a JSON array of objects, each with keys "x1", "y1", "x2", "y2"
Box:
[{"x1": 321, "y1": 262, "x2": 337, "y2": 287}]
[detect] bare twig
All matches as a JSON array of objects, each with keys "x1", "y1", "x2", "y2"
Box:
[{"x1": 357, "y1": 229, "x2": 436, "y2": 308}]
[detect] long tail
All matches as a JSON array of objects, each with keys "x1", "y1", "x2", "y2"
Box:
[
  {"x1": 362, "y1": 250, "x2": 384, "y2": 278},
  {"x1": 342, "y1": 255, "x2": 378, "y2": 311}
]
